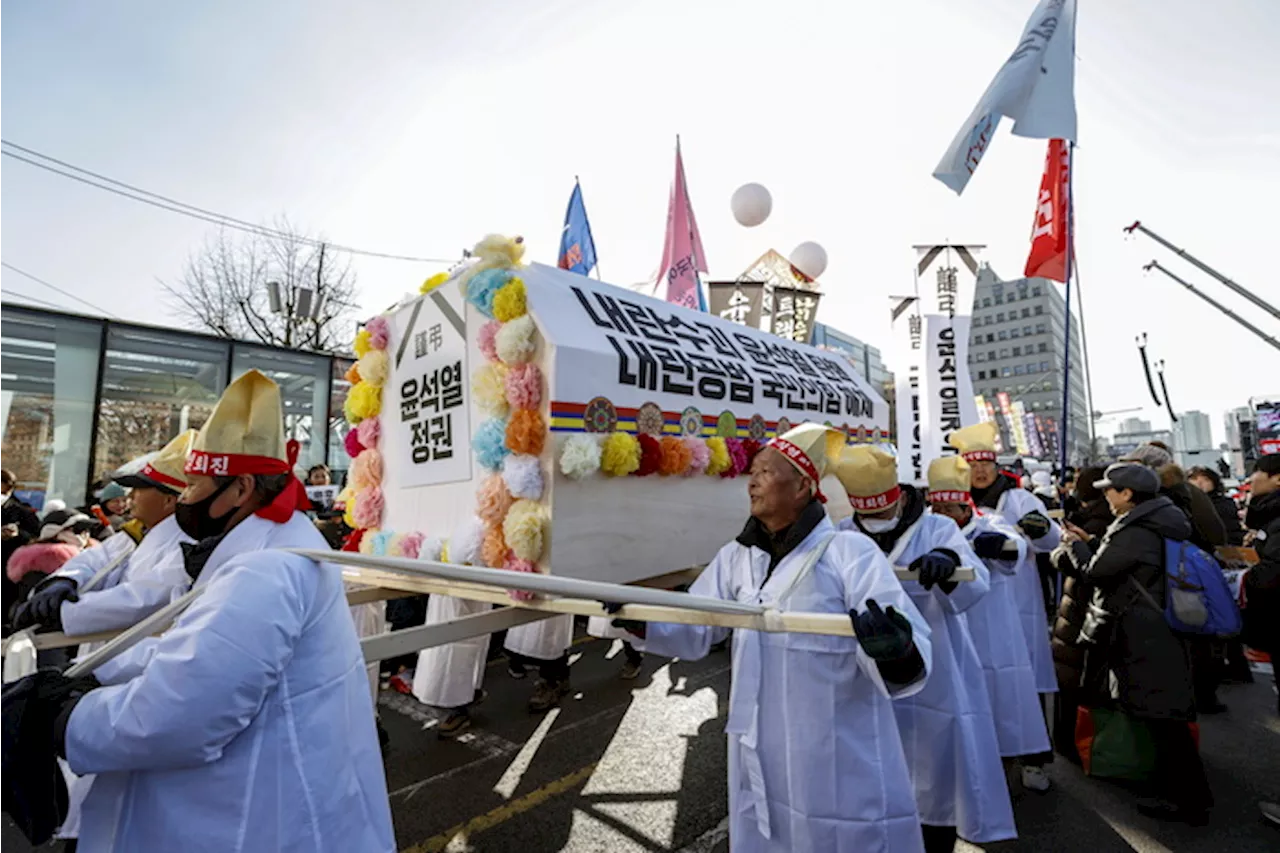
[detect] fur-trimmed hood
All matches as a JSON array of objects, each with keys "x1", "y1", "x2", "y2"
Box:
[
  {"x1": 6, "y1": 541, "x2": 87, "y2": 583},
  {"x1": 1157, "y1": 462, "x2": 1186, "y2": 490}
]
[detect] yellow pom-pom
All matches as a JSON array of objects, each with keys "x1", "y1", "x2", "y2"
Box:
[
  {"x1": 356, "y1": 350, "x2": 390, "y2": 389},
  {"x1": 347, "y1": 381, "x2": 382, "y2": 421},
  {"x1": 358, "y1": 528, "x2": 378, "y2": 554},
  {"x1": 705, "y1": 437, "x2": 731, "y2": 476},
  {"x1": 440, "y1": 541, "x2": 450, "y2": 564},
  {"x1": 471, "y1": 363, "x2": 510, "y2": 417},
  {"x1": 420, "y1": 272, "x2": 450, "y2": 295},
  {"x1": 493, "y1": 277, "x2": 527, "y2": 322},
  {"x1": 354, "y1": 328, "x2": 373, "y2": 358},
  {"x1": 601, "y1": 432, "x2": 641, "y2": 477},
  {"x1": 503, "y1": 499, "x2": 547, "y2": 562},
  {"x1": 343, "y1": 494, "x2": 358, "y2": 528},
  {"x1": 472, "y1": 234, "x2": 526, "y2": 268}
]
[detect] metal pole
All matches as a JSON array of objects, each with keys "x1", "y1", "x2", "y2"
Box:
[
  {"x1": 1058, "y1": 143, "x2": 1075, "y2": 480},
  {"x1": 1125, "y1": 221, "x2": 1280, "y2": 322},
  {"x1": 1144, "y1": 261, "x2": 1280, "y2": 353},
  {"x1": 1073, "y1": 254, "x2": 1098, "y2": 462}
]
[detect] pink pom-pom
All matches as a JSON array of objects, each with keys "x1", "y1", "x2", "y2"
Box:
[
  {"x1": 684, "y1": 436, "x2": 710, "y2": 476},
  {"x1": 400, "y1": 531, "x2": 425, "y2": 559},
  {"x1": 344, "y1": 428, "x2": 365, "y2": 459},
  {"x1": 352, "y1": 487, "x2": 384, "y2": 529},
  {"x1": 504, "y1": 363, "x2": 542, "y2": 410},
  {"x1": 722, "y1": 438, "x2": 748, "y2": 478},
  {"x1": 504, "y1": 556, "x2": 538, "y2": 602},
  {"x1": 356, "y1": 416, "x2": 381, "y2": 450},
  {"x1": 478, "y1": 320, "x2": 502, "y2": 363},
  {"x1": 366, "y1": 316, "x2": 391, "y2": 351}
]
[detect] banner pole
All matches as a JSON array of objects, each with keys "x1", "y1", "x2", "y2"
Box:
[{"x1": 1057, "y1": 142, "x2": 1076, "y2": 481}]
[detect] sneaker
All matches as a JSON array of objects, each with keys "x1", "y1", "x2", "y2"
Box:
[
  {"x1": 528, "y1": 678, "x2": 570, "y2": 712},
  {"x1": 619, "y1": 658, "x2": 643, "y2": 680},
  {"x1": 437, "y1": 709, "x2": 471, "y2": 739},
  {"x1": 1136, "y1": 797, "x2": 1209, "y2": 826},
  {"x1": 1260, "y1": 801, "x2": 1280, "y2": 828},
  {"x1": 389, "y1": 672, "x2": 414, "y2": 695},
  {"x1": 1022, "y1": 765, "x2": 1052, "y2": 793},
  {"x1": 507, "y1": 661, "x2": 528, "y2": 680}
]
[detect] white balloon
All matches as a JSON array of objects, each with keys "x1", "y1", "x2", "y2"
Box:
[
  {"x1": 730, "y1": 183, "x2": 772, "y2": 227},
  {"x1": 790, "y1": 241, "x2": 828, "y2": 280}
]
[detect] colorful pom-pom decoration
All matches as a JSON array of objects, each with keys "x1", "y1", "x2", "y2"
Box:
[
  {"x1": 476, "y1": 474, "x2": 514, "y2": 525},
  {"x1": 343, "y1": 428, "x2": 365, "y2": 459},
  {"x1": 684, "y1": 436, "x2": 711, "y2": 476},
  {"x1": 705, "y1": 437, "x2": 731, "y2": 477},
  {"x1": 495, "y1": 315, "x2": 537, "y2": 364},
  {"x1": 356, "y1": 349, "x2": 389, "y2": 388},
  {"x1": 346, "y1": 381, "x2": 382, "y2": 423},
  {"x1": 372, "y1": 530, "x2": 395, "y2": 557},
  {"x1": 420, "y1": 272, "x2": 450, "y2": 295},
  {"x1": 399, "y1": 531, "x2": 425, "y2": 560},
  {"x1": 419, "y1": 536, "x2": 444, "y2": 563},
  {"x1": 492, "y1": 277, "x2": 528, "y2": 322},
  {"x1": 358, "y1": 530, "x2": 378, "y2": 555},
  {"x1": 505, "y1": 409, "x2": 545, "y2": 456},
  {"x1": 503, "y1": 499, "x2": 546, "y2": 562},
  {"x1": 742, "y1": 438, "x2": 763, "y2": 466},
  {"x1": 559, "y1": 434, "x2": 601, "y2": 480},
  {"x1": 722, "y1": 437, "x2": 748, "y2": 478},
  {"x1": 482, "y1": 525, "x2": 509, "y2": 568},
  {"x1": 342, "y1": 493, "x2": 359, "y2": 529},
  {"x1": 504, "y1": 363, "x2": 542, "y2": 411},
  {"x1": 352, "y1": 487, "x2": 385, "y2": 529},
  {"x1": 450, "y1": 516, "x2": 485, "y2": 566},
  {"x1": 366, "y1": 315, "x2": 391, "y2": 351},
  {"x1": 504, "y1": 556, "x2": 538, "y2": 603},
  {"x1": 349, "y1": 449, "x2": 384, "y2": 490},
  {"x1": 465, "y1": 268, "x2": 512, "y2": 318},
  {"x1": 474, "y1": 418, "x2": 511, "y2": 471},
  {"x1": 601, "y1": 432, "x2": 641, "y2": 477},
  {"x1": 344, "y1": 363, "x2": 361, "y2": 385},
  {"x1": 354, "y1": 328, "x2": 373, "y2": 358},
  {"x1": 356, "y1": 416, "x2": 382, "y2": 450},
  {"x1": 636, "y1": 434, "x2": 662, "y2": 476},
  {"x1": 478, "y1": 319, "x2": 502, "y2": 363},
  {"x1": 472, "y1": 363, "x2": 510, "y2": 417},
  {"x1": 658, "y1": 436, "x2": 693, "y2": 476},
  {"x1": 503, "y1": 454, "x2": 544, "y2": 500},
  {"x1": 341, "y1": 528, "x2": 365, "y2": 553}
]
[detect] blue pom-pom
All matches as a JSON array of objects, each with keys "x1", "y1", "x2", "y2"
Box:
[
  {"x1": 474, "y1": 417, "x2": 511, "y2": 471},
  {"x1": 372, "y1": 530, "x2": 395, "y2": 557},
  {"x1": 466, "y1": 268, "x2": 512, "y2": 318}
]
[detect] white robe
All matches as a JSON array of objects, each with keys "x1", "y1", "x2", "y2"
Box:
[
  {"x1": 505, "y1": 614, "x2": 574, "y2": 662},
  {"x1": 990, "y1": 487, "x2": 1061, "y2": 693},
  {"x1": 953, "y1": 510, "x2": 1051, "y2": 757},
  {"x1": 841, "y1": 513, "x2": 1016, "y2": 843},
  {"x1": 636, "y1": 517, "x2": 931, "y2": 853},
  {"x1": 412, "y1": 595, "x2": 491, "y2": 708}
]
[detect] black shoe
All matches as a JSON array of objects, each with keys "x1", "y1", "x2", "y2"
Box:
[
  {"x1": 437, "y1": 709, "x2": 472, "y2": 739},
  {"x1": 528, "y1": 678, "x2": 570, "y2": 712},
  {"x1": 1261, "y1": 802, "x2": 1280, "y2": 828},
  {"x1": 1136, "y1": 797, "x2": 1209, "y2": 826}
]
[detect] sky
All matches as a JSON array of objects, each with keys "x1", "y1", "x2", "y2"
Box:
[{"x1": 3, "y1": 0, "x2": 1278, "y2": 448}]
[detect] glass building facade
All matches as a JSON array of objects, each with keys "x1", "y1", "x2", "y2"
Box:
[{"x1": 1, "y1": 303, "x2": 353, "y2": 511}]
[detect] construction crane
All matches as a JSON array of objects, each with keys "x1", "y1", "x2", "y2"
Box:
[{"x1": 1143, "y1": 260, "x2": 1280, "y2": 353}]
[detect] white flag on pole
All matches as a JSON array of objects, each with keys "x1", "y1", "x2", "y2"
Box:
[{"x1": 933, "y1": 0, "x2": 1077, "y2": 195}]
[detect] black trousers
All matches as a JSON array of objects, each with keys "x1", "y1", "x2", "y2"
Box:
[
  {"x1": 509, "y1": 651, "x2": 570, "y2": 683},
  {"x1": 622, "y1": 641, "x2": 643, "y2": 666},
  {"x1": 1148, "y1": 718, "x2": 1213, "y2": 812},
  {"x1": 921, "y1": 824, "x2": 956, "y2": 853},
  {"x1": 1188, "y1": 637, "x2": 1221, "y2": 708}
]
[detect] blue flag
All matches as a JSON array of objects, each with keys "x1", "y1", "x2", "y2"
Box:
[{"x1": 558, "y1": 181, "x2": 597, "y2": 277}]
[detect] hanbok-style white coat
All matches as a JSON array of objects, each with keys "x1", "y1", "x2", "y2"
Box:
[
  {"x1": 63, "y1": 513, "x2": 394, "y2": 853},
  {"x1": 989, "y1": 487, "x2": 1061, "y2": 693},
  {"x1": 951, "y1": 509, "x2": 1051, "y2": 757},
  {"x1": 637, "y1": 516, "x2": 932, "y2": 853},
  {"x1": 505, "y1": 614, "x2": 574, "y2": 662},
  {"x1": 412, "y1": 595, "x2": 491, "y2": 708},
  {"x1": 841, "y1": 512, "x2": 1016, "y2": 843}
]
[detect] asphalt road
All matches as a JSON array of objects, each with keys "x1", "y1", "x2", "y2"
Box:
[{"x1": 6, "y1": 626, "x2": 1279, "y2": 852}]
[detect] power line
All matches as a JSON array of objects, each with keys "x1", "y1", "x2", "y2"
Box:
[
  {"x1": 1, "y1": 140, "x2": 459, "y2": 264},
  {"x1": 1, "y1": 261, "x2": 118, "y2": 317},
  {"x1": 2, "y1": 289, "x2": 67, "y2": 311}
]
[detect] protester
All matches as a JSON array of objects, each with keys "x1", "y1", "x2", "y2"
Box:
[
  {"x1": 1055, "y1": 462, "x2": 1212, "y2": 825},
  {"x1": 618, "y1": 424, "x2": 933, "y2": 852},
  {"x1": 2, "y1": 468, "x2": 42, "y2": 629},
  {"x1": 18, "y1": 369, "x2": 395, "y2": 852},
  {"x1": 1240, "y1": 454, "x2": 1280, "y2": 715},
  {"x1": 1188, "y1": 465, "x2": 1245, "y2": 546},
  {"x1": 504, "y1": 615, "x2": 575, "y2": 711},
  {"x1": 837, "y1": 446, "x2": 1013, "y2": 852},
  {"x1": 6, "y1": 510, "x2": 98, "y2": 604},
  {"x1": 950, "y1": 423, "x2": 1060, "y2": 792},
  {"x1": 926, "y1": 456, "x2": 1050, "y2": 787},
  {"x1": 307, "y1": 464, "x2": 333, "y2": 486},
  {"x1": 93, "y1": 483, "x2": 129, "y2": 530}
]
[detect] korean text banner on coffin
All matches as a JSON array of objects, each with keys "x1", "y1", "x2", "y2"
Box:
[{"x1": 523, "y1": 263, "x2": 888, "y2": 439}]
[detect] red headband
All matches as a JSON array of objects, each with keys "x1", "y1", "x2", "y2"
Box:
[
  {"x1": 962, "y1": 450, "x2": 997, "y2": 462},
  {"x1": 928, "y1": 489, "x2": 974, "y2": 505},
  {"x1": 849, "y1": 485, "x2": 901, "y2": 512},
  {"x1": 767, "y1": 437, "x2": 827, "y2": 503},
  {"x1": 186, "y1": 441, "x2": 307, "y2": 524},
  {"x1": 139, "y1": 463, "x2": 187, "y2": 490}
]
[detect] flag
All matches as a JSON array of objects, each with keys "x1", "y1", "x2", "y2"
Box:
[
  {"x1": 658, "y1": 138, "x2": 709, "y2": 310},
  {"x1": 933, "y1": 0, "x2": 1077, "y2": 194},
  {"x1": 557, "y1": 180, "x2": 597, "y2": 276},
  {"x1": 1024, "y1": 139, "x2": 1071, "y2": 281}
]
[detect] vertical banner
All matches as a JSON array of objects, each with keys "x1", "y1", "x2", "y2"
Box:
[
  {"x1": 986, "y1": 398, "x2": 1005, "y2": 452},
  {"x1": 915, "y1": 245, "x2": 981, "y2": 472},
  {"x1": 890, "y1": 295, "x2": 924, "y2": 484},
  {"x1": 707, "y1": 280, "x2": 766, "y2": 329},
  {"x1": 770, "y1": 286, "x2": 822, "y2": 344},
  {"x1": 1010, "y1": 400, "x2": 1032, "y2": 456},
  {"x1": 1022, "y1": 409, "x2": 1045, "y2": 457}
]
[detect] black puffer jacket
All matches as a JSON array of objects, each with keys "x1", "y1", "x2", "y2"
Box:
[
  {"x1": 1049, "y1": 496, "x2": 1115, "y2": 690},
  {"x1": 1209, "y1": 492, "x2": 1245, "y2": 546},
  {"x1": 1242, "y1": 491, "x2": 1280, "y2": 655},
  {"x1": 1060, "y1": 495, "x2": 1195, "y2": 721}
]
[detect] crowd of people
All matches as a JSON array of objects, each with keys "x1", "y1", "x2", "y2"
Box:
[{"x1": 2, "y1": 386, "x2": 1278, "y2": 851}]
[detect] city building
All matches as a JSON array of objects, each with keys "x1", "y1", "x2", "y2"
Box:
[
  {"x1": 1107, "y1": 417, "x2": 1174, "y2": 461},
  {"x1": 810, "y1": 323, "x2": 893, "y2": 393},
  {"x1": 1172, "y1": 410, "x2": 1220, "y2": 470},
  {"x1": 966, "y1": 264, "x2": 1089, "y2": 463},
  {"x1": 1, "y1": 302, "x2": 354, "y2": 510}
]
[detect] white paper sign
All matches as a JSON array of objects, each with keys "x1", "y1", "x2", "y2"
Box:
[
  {"x1": 385, "y1": 287, "x2": 473, "y2": 488},
  {"x1": 890, "y1": 296, "x2": 924, "y2": 485}
]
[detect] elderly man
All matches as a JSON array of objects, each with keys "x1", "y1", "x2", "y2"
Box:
[
  {"x1": 836, "y1": 446, "x2": 1012, "y2": 852},
  {"x1": 29, "y1": 370, "x2": 394, "y2": 853},
  {"x1": 620, "y1": 424, "x2": 932, "y2": 853}
]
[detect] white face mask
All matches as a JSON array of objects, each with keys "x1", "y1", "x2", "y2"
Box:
[{"x1": 858, "y1": 515, "x2": 900, "y2": 533}]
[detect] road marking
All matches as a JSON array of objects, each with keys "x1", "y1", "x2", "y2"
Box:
[
  {"x1": 402, "y1": 762, "x2": 598, "y2": 853},
  {"x1": 379, "y1": 691, "x2": 517, "y2": 759},
  {"x1": 493, "y1": 708, "x2": 560, "y2": 799}
]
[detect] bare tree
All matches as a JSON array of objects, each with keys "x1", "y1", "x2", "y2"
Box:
[{"x1": 164, "y1": 218, "x2": 358, "y2": 352}]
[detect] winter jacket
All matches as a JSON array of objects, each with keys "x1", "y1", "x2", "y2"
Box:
[
  {"x1": 1208, "y1": 492, "x2": 1245, "y2": 546},
  {"x1": 6, "y1": 542, "x2": 86, "y2": 584},
  {"x1": 1241, "y1": 492, "x2": 1280, "y2": 655},
  {"x1": 1158, "y1": 463, "x2": 1226, "y2": 552},
  {"x1": 1049, "y1": 498, "x2": 1114, "y2": 691},
  {"x1": 1068, "y1": 497, "x2": 1115, "y2": 540},
  {"x1": 1059, "y1": 496, "x2": 1196, "y2": 721}
]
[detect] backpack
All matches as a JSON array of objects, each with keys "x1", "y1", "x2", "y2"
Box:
[{"x1": 1157, "y1": 539, "x2": 1243, "y2": 636}]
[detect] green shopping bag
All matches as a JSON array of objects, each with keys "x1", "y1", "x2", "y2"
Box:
[{"x1": 1075, "y1": 706, "x2": 1157, "y2": 781}]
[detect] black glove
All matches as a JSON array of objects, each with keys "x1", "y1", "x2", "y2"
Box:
[
  {"x1": 973, "y1": 531, "x2": 1011, "y2": 560},
  {"x1": 850, "y1": 600, "x2": 914, "y2": 661},
  {"x1": 1018, "y1": 511, "x2": 1052, "y2": 540},
  {"x1": 604, "y1": 601, "x2": 646, "y2": 639},
  {"x1": 12, "y1": 578, "x2": 78, "y2": 631},
  {"x1": 910, "y1": 549, "x2": 959, "y2": 590}
]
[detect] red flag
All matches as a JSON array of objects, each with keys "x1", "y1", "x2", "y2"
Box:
[{"x1": 1024, "y1": 139, "x2": 1071, "y2": 282}]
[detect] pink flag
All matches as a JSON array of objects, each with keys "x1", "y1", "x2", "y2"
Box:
[{"x1": 658, "y1": 139, "x2": 708, "y2": 310}]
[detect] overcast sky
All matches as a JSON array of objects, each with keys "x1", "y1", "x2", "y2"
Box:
[{"x1": 3, "y1": 0, "x2": 1278, "y2": 446}]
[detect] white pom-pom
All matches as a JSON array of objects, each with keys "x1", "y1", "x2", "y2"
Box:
[
  {"x1": 496, "y1": 315, "x2": 537, "y2": 364},
  {"x1": 730, "y1": 183, "x2": 772, "y2": 227},
  {"x1": 559, "y1": 434, "x2": 602, "y2": 480},
  {"x1": 503, "y1": 454, "x2": 545, "y2": 500},
  {"x1": 449, "y1": 516, "x2": 485, "y2": 566},
  {"x1": 419, "y1": 537, "x2": 444, "y2": 562}
]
